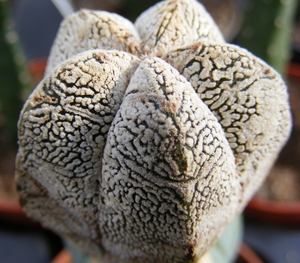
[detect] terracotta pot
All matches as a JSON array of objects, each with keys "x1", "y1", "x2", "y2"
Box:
[
  {"x1": 0, "y1": 199, "x2": 41, "y2": 227},
  {"x1": 235, "y1": 243, "x2": 264, "y2": 263},
  {"x1": 287, "y1": 63, "x2": 300, "y2": 79},
  {"x1": 28, "y1": 58, "x2": 47, "y2": 86},
  {"x1": 52, "y1": 249, "x2": 72, "y2": 263},
  {"x1": 52, "y1": 243, "x2": 263, "y2": 263},
  {"x1": 245, "y1": 197, "x2": 300, "y2": 226}
]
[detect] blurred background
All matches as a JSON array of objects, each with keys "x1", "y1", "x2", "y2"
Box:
[{"x1": 0, "y1": 0, "x2": 300, "y2": 262}]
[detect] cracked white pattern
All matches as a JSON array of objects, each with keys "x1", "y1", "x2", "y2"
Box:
[
  {"x1": 45, "y1": 9, "x2": 141, "y2": 75},
  {"x1": 163, "y1": 42, "x2": 292, "y2": 206},
  {"x1": 99, "y1": 58, "x2": 239, "y2": 262},
  {"x1": 16, "y1": 50, "x2": 140, "y2": 252},
  {"x1": 15, "y1": 0, "x2": 291, "y2": 263},
  {"x1": 135, "y1": 0, "x2": 224, "y2": 56}
]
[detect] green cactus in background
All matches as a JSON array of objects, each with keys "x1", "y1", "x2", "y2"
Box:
[
  {"x1": 0, "y1": 0, "x2": 32, "y2": 145},
  {"x1": 239, "y1": 0, "x2": 298, "y2": 76}
]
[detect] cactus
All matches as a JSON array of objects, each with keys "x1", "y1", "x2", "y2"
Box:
[
  {"x1": 16, "y1": 1, "x2": 291, "y2": 263},
  {"x1": 239, "y1": 0, "x2": 298, "y2": 76},
  {"x1": 0, "y1": 0, "x2": 32, "y2": 144}
]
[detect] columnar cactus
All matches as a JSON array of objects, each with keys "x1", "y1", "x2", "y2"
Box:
[
  {"x1": 15, "y1": 0, "x2": 291, "y2": 263},
  {"x1": 0, "y1": 0, "x2": 31, "y2": 143},
  {"x1": 239, "y1": 0, "x2": 298, "y2": 75}
]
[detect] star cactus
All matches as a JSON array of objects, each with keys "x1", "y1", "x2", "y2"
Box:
[{"x1": 15, "y1": 0, "x2": 291, "y2": 263}]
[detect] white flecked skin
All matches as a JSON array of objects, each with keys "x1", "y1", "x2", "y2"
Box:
[
  {"x1": 134, "y1": 0, "x2": 224, "y2": 55},
  {"x1": 45, "y1": 10, "x2": 141, "y2": 75},
  {"x1": 163, "y1": 42, "x2": 292, "y2": 206},
  {"x1": 15, "y1": 0, "x2": 291, "y2": 263}
]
